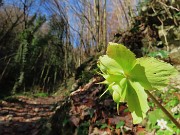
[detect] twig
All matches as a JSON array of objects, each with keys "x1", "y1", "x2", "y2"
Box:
[
  {"x1": 157, "y1": 16, "x2": 169, "y2": 51},
  {"x1": 151, "y1": 6, "x2": 169, "y2": 51},
  {"x1": 145, "y1": 90, "x2": 180, "y2": 129},
  {"x1": 158, "y1": 1, "x2": 180, "y2": 12},
  {"x1": 0, "y1": 58, "x2": 11, "y2": 81}
]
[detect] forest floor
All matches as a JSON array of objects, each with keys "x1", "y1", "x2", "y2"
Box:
[
  {"x1": 0, "y1": 79, "x2": 140, "y2": 135},
  {"x1": 0, "y1": 95, "x2": 64, "y2": 135},
  {"x1": 0, "y1": 66, "x2": 179, "y2": 135}
]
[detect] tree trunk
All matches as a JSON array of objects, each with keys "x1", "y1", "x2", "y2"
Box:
[
  {"x1": 94, "y1": 0, "x2": 100, "y2": 52},
  {"x1": 103, "y1": 0, "x2": 107, "y2": 54}
]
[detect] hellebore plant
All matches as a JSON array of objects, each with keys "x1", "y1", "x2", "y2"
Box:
[{"x1": 97, "y1": 43, "x2": 179, "y2": 127}]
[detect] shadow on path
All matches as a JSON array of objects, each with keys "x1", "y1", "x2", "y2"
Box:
[{"x1": 0, "y1": 96, "x2": 59, "y2": 135}]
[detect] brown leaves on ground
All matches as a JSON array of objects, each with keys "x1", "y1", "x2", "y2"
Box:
[
  {"x1": 0, "y1": 76, "x2": 148, "y2": 135},
  {"x1": 52, "y1": 76, "x2": 146, "y2": 135},
  {"x1": 0, "y1": 96, "x2": 59, "y2": 135}
]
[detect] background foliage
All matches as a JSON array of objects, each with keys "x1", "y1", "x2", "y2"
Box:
[{"x1": 0, "y1": 0, "x2": 179, "y2": 97}]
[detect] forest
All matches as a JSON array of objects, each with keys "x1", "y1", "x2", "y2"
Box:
[{"x1": 0, "y1": 0, "x2": 180, "y2": 134}]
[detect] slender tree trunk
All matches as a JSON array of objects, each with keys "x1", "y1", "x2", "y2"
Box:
[
  {"x1": 94, "y1": 0, "x2": 100, "y2": 52},
  {"x1": 79, "y1": 17, "x2": 85, "y2": 66},
  {"x1": 103, "y1": 0, "x2": 107, "y2": 54},
  {"x1": 23, "y1": 1, "x2": 27, "y2": 29},
  {"x1": 87, "y1": 0, "x2": 91, "y2": 55}
]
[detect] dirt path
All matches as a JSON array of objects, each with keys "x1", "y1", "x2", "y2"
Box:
[{"x1": 0, "y1": 96, "x2": 62, "y2": 135}]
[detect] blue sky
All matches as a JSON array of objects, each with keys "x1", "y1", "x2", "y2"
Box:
[
  {"x1": 4, "y1": 0, "x2": 46, "y2": 16},
  {"x1": 3, "y1": 0, "x2": 142, "y2": 47}
]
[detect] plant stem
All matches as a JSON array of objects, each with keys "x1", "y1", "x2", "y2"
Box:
[{"x1": 145, "y1": 90, "x2": 180, "y2": 129}]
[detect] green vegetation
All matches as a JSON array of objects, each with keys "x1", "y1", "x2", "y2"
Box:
[
  {"x1": 0, "y1": 0, "x2": 179, "y2": 134},
  {"x1": 146, "y1": 88, "x2": 180, "y2": 134},
  {"x1": 34, "y1": 92, "x2": 49, "y2": 97},
  {"x1": 98, "y1": 43, "x2": 178, "y2": 125},
  {"x1": 147, "y1": 50, "x2": 169, "y2": 59},
  {"x1": 77, "y1": 121, "x2": 90, "y2": 135},
  {"x1": 0, "y1": 8, "x2": 74, "y2": 96}
]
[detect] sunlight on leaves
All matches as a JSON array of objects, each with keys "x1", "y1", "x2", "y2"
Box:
[
  {"x1": 97, "y1": 43, "x2": 178, "y2": 124},
  {"x1": 137, "y1": 57, "x2": 178, "y2": 90}
]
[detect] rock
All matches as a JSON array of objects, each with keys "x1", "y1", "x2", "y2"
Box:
[{"x1": 169, "y1": 47, "x2": 180, "y2": 65}]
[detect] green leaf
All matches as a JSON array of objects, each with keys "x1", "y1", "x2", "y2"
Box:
[
  {"x1": 148, "y1": 50, "x2": 169, "y2": 58},
  {"x1": 98, "y1": 55, "x2": 124, "y2": 75},
  {"x1": 166, "y1": 99, "x2": 179, "y2": 107},
  {"x1": 126, "y1": 80, "x2": 149, "y2": 124},
  {"x1": 130, "y1": 64, "x2": 152, "y2": 90},
  {"x1": 148, "y1": 109, "x2": 167, "y2": 125},
  {"x1": 119, "y1": 78, "x2": 127, "y2": 88},
  {"x1": 100, "y1": 123, "x2": 108, "y2": 129},
  {"x1": 112, "y1": 85, "x2": 121, "y2": 103},
  {"x1": 119, "y1": 78, "x2": 127, "y2": 102},
  {"x1": 107, "y1": 42, "x2": 136, "y2": 72},
  {"x1": 137, "y1": 57, "x2": 178, "y2": 90},
  {"x1": 116, "y1": 121, "x2": 125, "y2": 129},
  {"x1": 103, "y1": 74, "x2": 124, "y2": 84}
]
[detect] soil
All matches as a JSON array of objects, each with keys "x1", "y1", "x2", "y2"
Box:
[{"x1": 0, "y1": 95, "x2": 62, "y2": 135}]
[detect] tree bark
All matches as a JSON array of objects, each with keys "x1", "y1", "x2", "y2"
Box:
[
  {"x1": 94, "y1": 0, "x2": 100, "y2": 52},
  {"x1": 103, "y1": 0, "x2": 107, "y2": 54}
]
